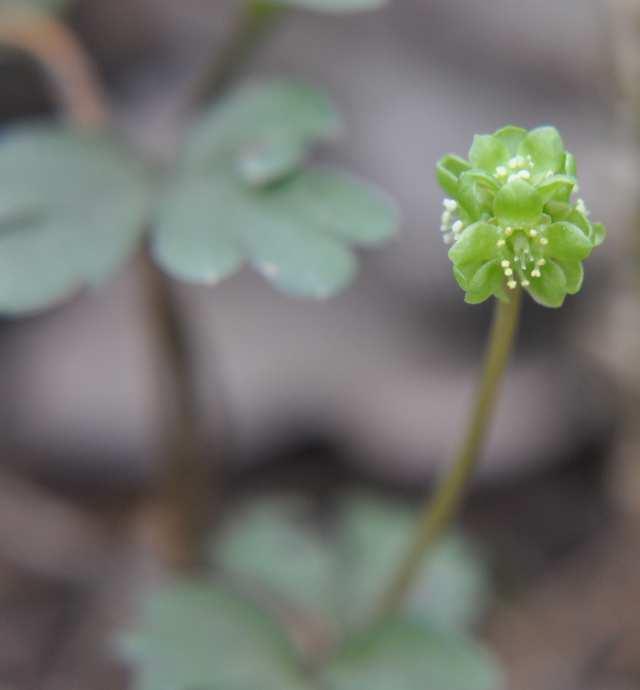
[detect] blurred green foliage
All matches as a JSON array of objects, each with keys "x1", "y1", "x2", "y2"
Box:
[
  {"x1": 268, "y1": 0, "x2": 387, "y2": 11},
  {"x1": 123, "y1": 494, "x2": 501, "y2": 690},
  {"x1": 0, "y1": 126, "x2": 150, "y2": 314},
  {"x1": 0, "y1": 0, "x2": 73, "y2": 13},
  {"x1": 0, "y1": 81, "x2": 397, "y2": 312},
  {"x1": 152, "y1": 80, "x2": 398, "y2": 298}
]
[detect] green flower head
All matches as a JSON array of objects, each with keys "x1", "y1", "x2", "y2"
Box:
[{"x1": 436, "y1": 125, "x2": 605, "y2": 307}]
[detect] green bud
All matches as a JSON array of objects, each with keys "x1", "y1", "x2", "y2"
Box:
[{"x1": 436, "y1": 125, "x2": 606, "y2": 308}]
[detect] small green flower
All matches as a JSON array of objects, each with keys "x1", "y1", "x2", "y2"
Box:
[{"x1": 436, "y1": 126, "x2": 605, "y2": 307}]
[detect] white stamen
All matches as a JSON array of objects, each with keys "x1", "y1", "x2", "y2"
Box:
[
  {"x1": 536, "y1": 258, "x2": 546, "y2": 267},
  {"x1": 528, "y1": 229, "x2": 538, "y2": 238},
  {"x1": 539, "y1": 237, "x2": 549, "y2": 246},
  {"x1": 452, "y1": 220, "x2": 464, "y2": 233},
  {"x1": 504, "y1": 227, "x2": 513, "y2": 237},
  {"x1": 507, "y1": 280, "x2": 518, "y2": 290},
  {"x1": 500, "y1": 260, "x2": 510, "y2": 268},
  {"x1": 496, "y1": 239, "x2": 506, "y2": 247},
  {"x1": 521, "y1": 279, "x2": 530, "y2": 287},
  {"x1": 518, "y1": 170, "x2": 531, "y2": 180},
  {"x1": 443, "y1": 198, "x2": 458, "y2": 211},
  {"x1": 531, "y1": 269, "x2": 541, "y2": 278},
  {"x1": 576, "y1": 198, "x2": 589, "y2": 216},
  {"x1": 496, "y1": 166, "x2": 507, "y2": 177},
  {"x1": 504, "y1": 268, "x2": 513, "y2": 277}
]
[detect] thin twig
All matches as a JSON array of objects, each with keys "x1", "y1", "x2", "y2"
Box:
[
  {"x1": 0, "y1": 5, "x2": 107, "y2": 128},
  {"x1": 187, "y1": 0, "x2": 284, "y2": 108}
]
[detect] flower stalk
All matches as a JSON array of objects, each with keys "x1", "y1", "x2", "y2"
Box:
[{"x1": 375, "y1": 288, "x2": 521, "y2": 618}]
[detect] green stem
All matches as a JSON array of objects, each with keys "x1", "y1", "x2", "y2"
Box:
[
  {"x1": 375, "y1": 290, "x2": 522, "y2": 619},
  {"x1": 143, "y1": 258, "x2": 220, "y2": 573},
  {"x1": 148, "y1": 0, "x2": 284, "y2": 571},
  {"x1": 188, "y1": 0, "x2": 285, "y2": 107}
]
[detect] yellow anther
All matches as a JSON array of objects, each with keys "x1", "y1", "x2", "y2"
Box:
[
  {"x1": 539, "y1": 237, "x2": 549, "y2": 246},
  {"x1": 507, "y1": 280, "x2": 517, "y2": 289}
]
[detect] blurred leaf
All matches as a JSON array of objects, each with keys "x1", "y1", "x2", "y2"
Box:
[
  {"x1": 338, "y1": 495, "x2": 490, "y2": 631},
  {"x1": 0, "y1": 125, "x2": 150, "y2": 314},
  {"x1": 153, "y1": 79, "x2": 398, "y2": 298},
  {"x1": 410, "y1": 535, "x2": 491, "y2": 632},
  {"x1": 267, "y1": 0, "x2": 387, "y2": 11},
  {"x1": 0, "y1": 0, "x2": 74, "y2": 13},
  {"x1": 215, "y1": 493, "x2": 489, "y2": 637},
  {"x1": 120, "y1": 580, "x2": 312, "y2": 690},
  {"x1": 153, "y1": 165, "x2": 397, "y2": 299},
  {"x1": 217, "y1": 497, "x2": 337, "y2": 620},
  {"x1": 323, "y1": 619, "x2": 502, "y2": 690},
  {"x1": 186, "y1": 80, "x2": 341, "y2": 186}
]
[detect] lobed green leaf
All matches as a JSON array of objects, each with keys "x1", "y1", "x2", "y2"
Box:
[
  {"x1": 120, "y1": 581, "x2": 310, "y2": 690},
  {"x1": 324, "y1": 619, "x2": 502, "y2": 690},
  {"x1": 0, "y1": 125, "x2": 150, "y2": 314},
  {"x1": 185, "y1": 80, "x2": 341, "y2": 184},
  {"x1": 153, "y1": 166, "x2": 396, "y2": 298}
]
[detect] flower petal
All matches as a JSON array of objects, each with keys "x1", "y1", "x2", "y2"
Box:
[
  {"x1": 564, "y1": 152, "x2": 577, "y2": 177},
  {"x1": 468, "y1": 135, "x2": 509, "y2": 174},
  {"x1": 457, "y1": 172, "x2": 494, "y2": 219},
  {"x1": 526, "y1": 260, "x2": 567, "y2": 308},
  {"x1": 465, "y1": 260, "x2": 503, "y2": 304},
  {"x1": 436, "y1": 154, "x2": 471, "y2": 197},
  {"x1": 448, "y1": 222, "x2": 500, "y2": 267},
  {"x1": 544, "y1": 222, "x2": 592, "y2": 261},
  {"x1": 493, "y1": 179, "x2": 543, "y2": 227},
  {"x1": 537, "y1": 175, "x2": 575, "y2": 204},
  {"x1": 518, "y1": 126, "x2": 565, "y2": 175},
  {"x1": 555, "y1": 259, "x2": 584, "y2": 294},
  {"x1": 493, "y1": 126, "x2": 527, "y2": 155},
  {"x1": 591, "y1": 222, "x2": 605, "y2": 247}
]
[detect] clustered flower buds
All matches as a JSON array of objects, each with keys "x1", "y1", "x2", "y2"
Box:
[{"x1": 436, "y1": 126, "x2": 605, "y2": 307}]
